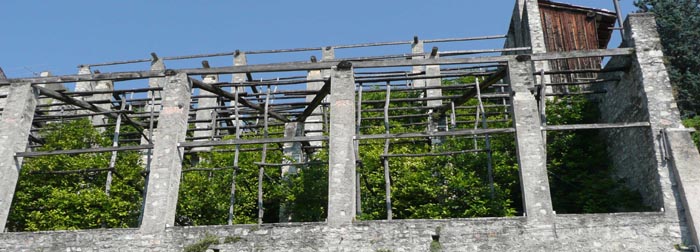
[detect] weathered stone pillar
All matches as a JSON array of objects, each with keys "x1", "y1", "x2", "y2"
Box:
[
  {"x1": 91, "y1": 80, "x2": 114, "y2": 127},
  {"x1": 411, "y1": 37, "x2": 425, "y2": 88},
  {"x1": 140, "y1": 56, "x2": 166, "y2": 166},
  {"x1": 282, "y1": 122, "x2": 304, "y2": 176},
  {"x1": 232, "y1": 51, "x2": 247, "y2": 94},
  {"x1": 140, "y1": 73, "x2": 191, "y2": 233},
  {"x1": 327, "y1": 62, "x2": 356, "y2": 226},
  {"x1": 305, "y1": 47, "x2": 334, "y2": 148},
  {"x1": 36, "y1": 72, "x2": 67, "y2": 113},
  {"x1": 193, "y1": 72, "x2": 219, "y2": 153},
  {"x1": 425, "y1": 50, "x2": 444, "y2": 145},
  {"x1": 0, "y1": 82, "x2": 37, "y2": 232},
  {"x1": 505, "y1": 0, "x2": 551, "y2": 85},
  {"x1": 507, "y1": 59, "x2": 554, "y2": 228},
  {"x1": 321, "y1": 47, "x2": 335, "y2": 79},
  {"x1": 280, "y1": 122, "x2": 304, "y2": 222},
  {"x1": 75, "y1": 65, "x2": 95, "y2": 94}
]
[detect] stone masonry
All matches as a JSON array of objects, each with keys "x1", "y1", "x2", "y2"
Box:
[{"x1": 0, "y1": 4, "x2": 699, "y2": 252}]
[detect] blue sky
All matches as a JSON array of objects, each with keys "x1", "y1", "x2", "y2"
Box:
[{"x1": 0, "y1": 1, "x2": 637, "y2": 79}]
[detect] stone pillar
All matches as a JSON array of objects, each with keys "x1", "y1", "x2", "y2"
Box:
[
  {"x1": 192, "y1": 73, "x2": 219, "y2": 153},
  {"x1": 36, "y1": 72, "x2": 67, "y2": 117},
  {"x1": 232, "y1": 51, "x2": 247, "y2": 94},
  {"x1": 75, "y1": 65, "x2": 95, "y2": 94},
  {"x1": 282, "y1": 122, "x2": 304, "y2": 176},
  {"x1": 0, "y1": 82, "x2": 37, "y2": 232},
  {"x1": 507, "y1": 59, "x2": 554, "y2": 227},
  {"x1": 91, "y1": 80, "x2": 114, "y2": 127},
  {"x1": 148, "y1": 55, "x2": 166, "y2": 111},
  {"x1": 425, "y1": 51, "x2": 444, "y2": 145},
  {"x1": 140, "y1": 73, "x2": 191, "y2": 233},
  {"x1": 280, "y1": 122, "x2": 304, "y2": 222},
  {"x1": 141, "y1": 56, "x2": 166, "y2": 166},
  {"x1": 305, "y1": 48, "x2": 334, "y2": 148},
  {"x1": 321, "y1": 47, "x2": 335, "y2": 79},
  {"x1": 327, "y1": 62, "x2": 356, "y2": 227},
  {"x1": 411, "y1": 38, "x2": 425, "y2": 88},
  {"x1": 505, "y1": 0, "x2": 551, "y2": 85}
]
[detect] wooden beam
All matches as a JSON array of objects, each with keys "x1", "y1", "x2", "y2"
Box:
[
  {"x1": 178, "y1": 135, "x2": 328, "y2": 148},
  {"x1": 358, "y1": 128, "x2": 515, "y2": 141},
  {"x1": 3, "y1": 49, "x2": 634, "y2": 85},
  {"x1": 16, "y1": 144, "x2": 153, "y2": 157},
  {"x1": 296, "y1": 80, "x2": 330, "y2": 123},
  {"x1": 542, "y1": 122, "x2": 651, "y2": 131},
  {"x1": 433, "y1": 68, "x2": 507, "y2": 118},
  {"x1": 33, "y1": 86, "x2": 147, "y2": 132},
  {"x1": 189, "y1": 78, "x2": 290, "y2": 122},
  {"x1": 530, "y1": 48, "x2": 634, "y2": 61}
]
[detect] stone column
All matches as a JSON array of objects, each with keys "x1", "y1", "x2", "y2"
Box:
[
  {"x1": 36, "y1": 72, "x2": 67, "y2": 117},
  {"x1": 0, "y1": 82, "x2": 37, "y2": 232},
  {"x1": 141, "y1": 56, "x2": 166, "y2": 166},
  {"x1": 411, "y1": 37, "x2": 425, "y2": 88},
  {"x1": 282, "y1": 122, "x2": 304, "y2": 176},
  {"x1": 321, "y1": 47, "x2": 335, "y2": 79},
  {"x1": 75, "y1": 65, "x2": 95, "y2": 94},
  {"x1": 192, "y1": 72, "x2": 219, "y2": 153},
  {"x1": 91, "y1": 80, "x2": 114, "y2": 127},
  {"x1": 305, "y1": 48, "x2": 334, "y2": 148},
  {"x1": 505, "y1": 0, "x2": 551, "y2": 85},
  {"x1": 232, "y1": 51, "x2": 247, "y2": 94},
  {"x1": 327, "y1": 62, "x2": 356, "y2": 227},
  {"x1": 140, "y1": 73, "x2": 191, "y2": 233},
  {"x1": 425, "y1": 50, "x2": 444, "y2": 145},
  {"x1": 507, "y1": 59, "x2": 554, "y2": 227},
  {"x1": 280, "y1": 122, "x2": 304, "y2": 222}
]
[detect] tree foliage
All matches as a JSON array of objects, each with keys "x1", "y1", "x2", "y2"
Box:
[
  {"x1": 8, "y1": 119, "x2": 143, "y2": 231},
  {"x1": 9, "y1": 79, "x2": 652, "y2": 231},
  {"x1": 545, "y1": 95, "x2": 648, "y2": 213},
  {"x1": 635, "y1": 0, "x2": 700, "y2": 116}
]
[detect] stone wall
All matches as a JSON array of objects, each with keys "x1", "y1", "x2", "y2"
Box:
[{"x1": 0, "y1": 213, "x2": 684, "y2": 252}]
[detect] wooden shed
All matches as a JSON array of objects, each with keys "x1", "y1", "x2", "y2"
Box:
[{"x1": 538, "y1": 0, "x2": 618, "y2": 85}]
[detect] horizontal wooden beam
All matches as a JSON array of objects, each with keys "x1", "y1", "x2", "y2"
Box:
[
  {"x1": 34, "y1": 86, "x2": 147, "y2": 133},
  {"x1": 190, "y1": 78, "x2": 289, "y2": 122},
  {"x1": 380, "y1": 149, "x2": 486, "y2": 158},
  {"x1": 3, "y1": 49, "x2": 633, "y2": 85},
  {"x1": 358, "y1": 128, "x2": 515, "y2": 141},
  {"x1": 543, "y1": 122, "x2": 651, "y2": 131},
  {"x1": 530, "y1": 48, "x2": 634, "y2": 61},
  {"x1": 178, "y1": 135, "x2": 328, "y2": 148},
  {"x1": 17, "y1": 144, "x2": 153, "y2": 158}
]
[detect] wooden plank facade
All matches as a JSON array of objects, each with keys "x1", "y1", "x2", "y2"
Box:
[{"x1": 538, "y1": 0, "x2": 617, "y2": 89}]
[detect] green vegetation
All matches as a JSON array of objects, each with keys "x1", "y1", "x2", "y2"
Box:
[
  {"x1": 7, "y1": 119, "x2": 143, "y2": 231},
  {"x1": 545, "y1": 96, "x2": 648, "y2": 213},
  {"x1": 183, "y1": 234, "x2": 219, "y2": 252},
  {"x1": 635, "y1": 0, "x2": 700, "y2": 117},
  {"x1": 7, "y1": 78, "x2": 650, "y2": 231}
]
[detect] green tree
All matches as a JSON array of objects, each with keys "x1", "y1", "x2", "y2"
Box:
[
  {"x1": 7, "y1": 119, "x2": 144, "y2": 231},
  {"x1": 635, "y1": 0, "x2": 700, "y2": 116},
  {"x1": 545, "y1": 95, "x2": 648, "y2": 213}
]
